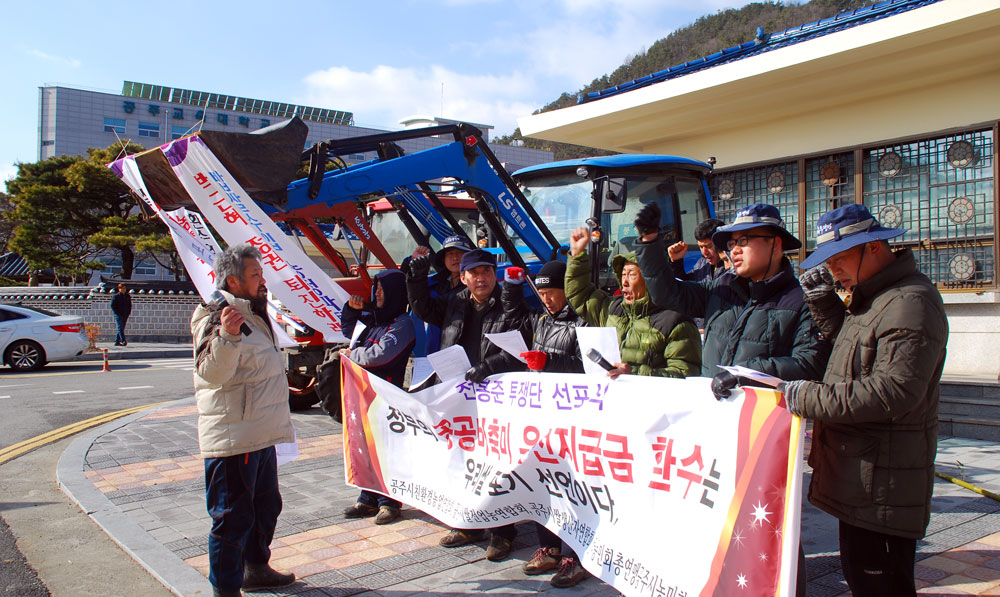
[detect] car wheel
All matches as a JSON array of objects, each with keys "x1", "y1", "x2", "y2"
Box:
[{"x1": 6, "y1": 340, "x2": 46, "y2": 372}]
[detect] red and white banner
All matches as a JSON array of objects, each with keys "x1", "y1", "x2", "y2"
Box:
[{"x1": 342, "y1": 360, "x2": 804, "y2": 597}]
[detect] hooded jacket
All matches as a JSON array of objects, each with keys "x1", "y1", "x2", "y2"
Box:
[
  {"x1": 564, "y1": 251, "x2": 701, "y2": 378},
  {"x1": 635, "y1": 236, "x2": 830, "y2": 381},
  {"x1": 407, "y1": 268, "x2": 528, "y2": 378},
  {"x1": 340, "y1": 270, "x2": 416, "y2": 388},
  {"x1": 795, "y1": 249, "x2": 948, "y2": 539},
  {"x1": 191, "y1": 289, "x2": 294, "y2": 459},
  {"x1": 501, "y1": 281, "x2": 587, "y2": 373}
]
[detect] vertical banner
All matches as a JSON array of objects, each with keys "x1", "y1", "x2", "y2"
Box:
[
  {"x1": 148, "y1": 136, "x2": 349, "y2": 342},
  {"x1": 341, "y1": 362, "x2": 804, "y2": 597}
]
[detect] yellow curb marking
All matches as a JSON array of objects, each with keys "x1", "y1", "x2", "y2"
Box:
[{"x1": 0, "y1": 401, "x2": 169, "y2": 465}]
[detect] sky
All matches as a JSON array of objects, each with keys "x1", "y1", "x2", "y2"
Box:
[{"x1": 2, "y1": 0, "x2": 761, "y2": 191}]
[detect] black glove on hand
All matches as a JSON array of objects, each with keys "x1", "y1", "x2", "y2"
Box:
[
  {"x1": 711, "y1": 370, "x2": 738, "y2": 401},
  {"x1": 799, "y1": 265, "x2": 836, "y2": 302},
  {"x1": 409, "y1": 253, "x2": 432, "y2": 277},
  {"x1": 465, "y1": 363, "x2": 489, "y2": 384},
  {"x1": 634, "y1": 202, "x2": 661, "y2": 237}
]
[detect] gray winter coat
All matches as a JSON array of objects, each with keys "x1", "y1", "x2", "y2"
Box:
[{"x1": 796, "y1": 249, "x2": 948, "y2": 539}]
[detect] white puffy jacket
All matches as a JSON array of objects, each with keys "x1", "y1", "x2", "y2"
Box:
[{"x1": 191, "y1": 290, "x2": 293, "y2": 458}]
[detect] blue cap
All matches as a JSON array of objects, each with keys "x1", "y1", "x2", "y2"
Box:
[
  {"x1": 460, "y1": 249, "x2": 496, "y2": 273},
  {"x1": 434, "y1": 235, "x2": 474, "y2": 270},
  {"x1": 712, "y1": 203, "x2": 801, "y2": 252},
  {"x1": 799, "y1": 203, "x2": 905, "y2": 269}
]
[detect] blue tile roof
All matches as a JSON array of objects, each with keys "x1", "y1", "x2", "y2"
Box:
[{"x1": 579, "y1": 0, "x2": 941, "y2": 104}]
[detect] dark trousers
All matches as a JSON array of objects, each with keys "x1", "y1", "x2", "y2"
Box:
[
  {"x1": 205, "y1": 446, "x2": 282, "y2": 591},
  {"x1": 839, "y1": 520, "x2": 917, "y2": 597},
  {"x1": 536, "y1": 522, "x2": 579, "y2": 558},
  {"x1": 113, "y1": 313, "x2": 128, "y2": 344},
  {"x1": 357, "y1": 489, "x2": 400, "y2": 509}
]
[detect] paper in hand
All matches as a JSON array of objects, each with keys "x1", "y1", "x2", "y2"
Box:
[
  {"x1": 717, "y1": 365, "x2": 785, "y2": 388},
  {"x1": 486, "y1": 331, "x2": 530, "y2": 363},
  {"x1": 426, "y1": 345, "x2": 472, "y2": 382},
  {"x1": 576, "y1": 327, "x2": 622, "y2": 376}
]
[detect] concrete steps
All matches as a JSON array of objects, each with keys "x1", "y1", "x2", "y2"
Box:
[{"x1": 939, "y1": 379, "x2": 1000, "y2": 441}]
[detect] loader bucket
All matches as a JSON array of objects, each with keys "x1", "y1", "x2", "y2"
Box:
[
  {"x1": 134, "y1": 149, "x2": 194, "y2": 210},
  {"x1": 198, "y1": 116, "x2": 309, "y2": 207}
]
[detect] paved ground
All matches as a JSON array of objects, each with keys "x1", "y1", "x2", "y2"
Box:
[{"x1": 55, "y1": 390, "x2": 1000, "y2": 597}]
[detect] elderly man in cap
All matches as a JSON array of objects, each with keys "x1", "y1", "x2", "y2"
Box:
[
  {"x1": 412, "y1": 234, "x2": 474, "y2": 355},
  {"x1": 406, "y1": 245, "x2": 529, "y2": 561},
  {"x1": 634, "y1": 203, "x2": 829, "y2": 392},
  {"x1": 782, "y1": 203, "x2": 948, "y2": 597}
]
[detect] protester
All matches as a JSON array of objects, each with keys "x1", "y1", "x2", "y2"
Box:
[
  {"x1": 406, "y1": 246, "x2": 528, "y2": 560},
  {"x1": 634, "y1": 202, "x2": 829, "y2": 596},
  {"x1": 781, "y1": 204, "x2": 948, "y2": 597},
  {"x1": 422, "y1": 234, "x2": 473, "y2": 354},
  {"x1": 633, "y1": 202, "x2": 829, "y2": 390},
  {"x1": 339, "y1": 270, "x2": 415, "y2": 526},
  {"x1": 191, "y1": 244, "x2": 295, "y2": 597},
  {"x1": 666, "y1": 218, "x2": 728, "y2": 282},
  {"x1": 502, "y1": 259, "x2": 589, "y2": 587},
  {"x1": 111, "y1": 283, "x2": 132, "y2": 346},
  {"x1": 565, "y1": 227, "x2": 701, "y2": 379}
]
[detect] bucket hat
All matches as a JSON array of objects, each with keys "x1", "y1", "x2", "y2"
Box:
[
  {"x1": 800, "y1": 203, "x2": 905, "y2": 269},
  {"x1": 459, "y1": 249, "x2": 496, "y2": 273},
  {"x1": 434, "y1": 235, "x2": 474, "y2": 270},
  {"x1": 712, "y1": 203, "x2": 801, "y2": 252}
]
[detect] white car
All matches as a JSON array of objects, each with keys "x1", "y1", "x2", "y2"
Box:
[{"x1": 0, "y1": 303, "x2": 89, "y2": 371}]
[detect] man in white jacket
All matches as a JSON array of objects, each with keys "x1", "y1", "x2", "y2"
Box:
[{"x1": 192, "y1": 244, "x2": 295, "y2": 597}]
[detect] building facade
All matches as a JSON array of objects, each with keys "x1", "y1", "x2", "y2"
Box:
[
  {"x1": 518, "y1": 0, "x2": 1000, "y2": 379},
  {"x1": 37, "y1": 81, "x2": 553, "y2": 282}
]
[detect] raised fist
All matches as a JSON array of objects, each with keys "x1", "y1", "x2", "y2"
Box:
[
  {"x1": 634, "y1": 202, "x2": 661, "y2": 237},
  {"x1": 504, "y1": 266, "x2": 526, "y2": 285},
  {"x1": 668, "y1": 241, "x2": 688, "y2": 262}
]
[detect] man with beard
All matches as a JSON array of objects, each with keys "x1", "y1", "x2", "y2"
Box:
[
  {"x1": 406, "y1": 247, "x2": 528, "y2": 561},
  {"x1": 339, "y1": 270, "x2": 416, "y2": 526},
  {"x1": 191, "y1": 244, "x2": 295, "y2": 597}
]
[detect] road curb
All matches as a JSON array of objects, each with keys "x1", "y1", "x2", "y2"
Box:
[
  {"x1": 57, "y1": 397, "x2": 211, "y2": 597},
  {"x1": 74, "y1": 349, "x2": 192, "y2": 362}
]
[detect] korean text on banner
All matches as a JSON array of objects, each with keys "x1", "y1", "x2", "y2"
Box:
[
  {"x1": 163, "y1": 136, "x2": 349, "y2": 342},
  {"x1": 341, "y1": 363, "x2": 804, "y2": 597}
]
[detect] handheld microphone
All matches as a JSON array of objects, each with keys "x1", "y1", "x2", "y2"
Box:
[
  {"x1": 209, "y1": 290, "x2": 253, "y2": 336},
  {"x1": 586, "y1": 348, "x2": 616, "y2": 371}
]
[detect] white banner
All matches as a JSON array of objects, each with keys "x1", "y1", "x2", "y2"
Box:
[
  {"x1": 342, "y1": 361, "x2": 804, "y2": 597},
  {"x1": 160, "y1": 136, "x2": 349, "y2": 342}
]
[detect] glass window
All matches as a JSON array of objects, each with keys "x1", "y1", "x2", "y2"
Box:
[
  {"x1": 134, "y1": 260, "x2": 156, "y2": 275},
  {"x1": 171, "y1": 125, "x2": 190, "y2": 140},
  {"x1": 103, "y1": 117, "x2": 126, "y2": 134},
  {"x1": 138, "y1": 122, "x2": 160, "y2": 138},
  {"x1": 0, "y1": 307, "x2": 28, "y2": 322}
]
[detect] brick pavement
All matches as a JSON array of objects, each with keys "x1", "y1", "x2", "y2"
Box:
[{"x1": 60, "y1": 398, "x2": 1000, "y2": 596}]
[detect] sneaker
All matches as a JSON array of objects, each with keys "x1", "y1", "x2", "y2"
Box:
[
  {"x1": 242, "y1": 562, "x2": 295, "y2": 591},
  {"x1": 522, "y1": 547, "x2": 561, "y2": 575},
  {"x1": 343, "y1": 502, "x2": 378, "y2": 518},
  {"x1": 550, "y1": 557, "x2": 587, "y2": 588},
  {"x1": 485, "y1": 534, "x2": 512, "y2": 561},
  {"x1": 374, "y1": 505, "x2": 400, "y2": 525},
  {"x1": 439, "y1": 529, "x2": 485, "y2": 548}
]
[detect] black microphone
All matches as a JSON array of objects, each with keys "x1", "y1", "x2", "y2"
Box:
[
  {"x1": 209, "y1": 290, "x2": 253, "y2": 336},
  {"x1": 586, "y1": 348, "x2": 615, "y2": 371}
]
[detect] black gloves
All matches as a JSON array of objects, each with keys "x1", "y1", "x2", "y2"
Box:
[
  {"x1": 409, "y1": 252, "x2": 432, "y2": 278},
  {"x1": 799, "y1": 265, "x2": 836, "y2": 302},
  {"x1": 711, "y1": 370, "x2": 738, "y2": 400},
  {"x1": 465, "y1": 363, "x2": 489, "y2": 384},
  {"x1": 634, "y1": 202, "x2": 661, "y2": 237}
]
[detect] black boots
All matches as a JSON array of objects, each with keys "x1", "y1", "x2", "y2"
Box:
[{"x1": 242, "y1": 562, "x2": 295, "y2": 591}]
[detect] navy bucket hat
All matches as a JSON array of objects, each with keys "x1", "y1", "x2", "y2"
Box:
[
  {"x1": 800, "y1": 203, "x2": 906, "y2": 269},
  {"x1": 712, "y1": 203, "x2": 802, "y2": 252},
  {"x1": 434, "y1": 235, "x2": 473, "y2": 270}
]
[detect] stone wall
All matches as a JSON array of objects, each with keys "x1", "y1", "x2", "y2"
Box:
[{"x1": 0, "y1": 287, "x2": 201, "y2": 343}]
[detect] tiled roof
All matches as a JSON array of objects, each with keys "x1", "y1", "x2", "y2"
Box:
[{"x1": 579, "y1": 0, "x2": 941, "y2": 104}]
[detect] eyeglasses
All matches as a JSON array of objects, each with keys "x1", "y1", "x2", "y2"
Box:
[{"x1": 726, "y1": 234, "x2": 775, "y2": 251}]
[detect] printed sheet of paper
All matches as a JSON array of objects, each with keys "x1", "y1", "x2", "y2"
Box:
[
  {"x1": 349, "y1": 322, "x2": 367, "y2": 349},
  {"x1": 717, "y1": 365, "x2": 785, "y2": 388},
  {"x1": 575, "y1": 327, "x2": 622, "y2": 375},
  {"x1": 426, "y1": 345, "x2": 472, "y2": 382},
  {"x1": 409, "y1": 357, "x2": 435, "y2": 388},
  {"x1": 485, "y1": 331, "x2": 530, "y2": 364}
]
